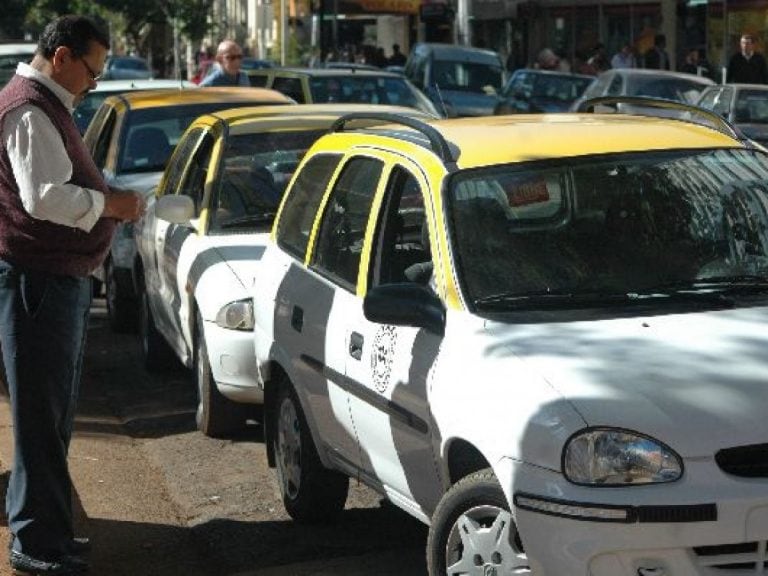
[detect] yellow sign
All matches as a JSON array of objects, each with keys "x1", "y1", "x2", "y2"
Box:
[{"x1": 356, "y1": 0, "x2": 420, "y2": 14}]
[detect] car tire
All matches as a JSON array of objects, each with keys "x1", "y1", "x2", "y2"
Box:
[
  {"x1": 427, "y1": 468, "x2": 529, "y2": 576},
  {"x1": 273, "y1": 380, "x2": 348, "y2": 522},
  {"x1": 139, "y1": 289, "x2": 173, "y2": 371},
  {"x1": 106, "y1": 258, "x2": 137, "y2": 333},
  {"x1": 194, "y1": 312, "x2": 248, "y2": 438}
]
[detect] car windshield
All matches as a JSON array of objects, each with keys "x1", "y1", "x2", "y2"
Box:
[
  {"x1": 209, "y1": 129, "x2": 327, "y2": 232},
  {"x1": 118, "y1": 102, "x2": 284, "y2": 174},
  {"x1": 734, "y1": 90, "x2": 768, "y2": 123},
  {"x1": 431, "y1": 60, "x2": 503, "y2": 92},
  {"x1": 628, "y1": 76, "x2": 709, "y2": 103},
  {"x1": 74, "y1": 92, "x2": 112, "y2": 134},
  {"x1": 308, "y1": 75, "x2": 435, "y2": 113},
  {"x1": 506, "y1": 74, "x2": 593, "y2": 102},
  {"x1": 447, "y1": 148, "x2": 768, "y2": 309}
]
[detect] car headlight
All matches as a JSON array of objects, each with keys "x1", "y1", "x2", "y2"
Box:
[
  {"x1": 215, "y1": 299, "x2": 254, "y2": 331},
  {"x1": 563, "y1": 428, "x2": 682, "y2": 486}
]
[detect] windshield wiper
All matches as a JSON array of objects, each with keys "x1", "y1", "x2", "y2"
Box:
[
  {"x1": 218, "y1": 213, "x2": 275, "y2": 229},
  {"x1": 474, "y1": 287, "x2": 734, "y2": 311}
]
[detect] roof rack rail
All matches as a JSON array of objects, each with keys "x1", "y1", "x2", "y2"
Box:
[
  {"x1": 576, "y1": 96, "x2": 746, "y2": 143},
  {"x1": 330, "y1": 112, "x2": 457, "y2": 163}
]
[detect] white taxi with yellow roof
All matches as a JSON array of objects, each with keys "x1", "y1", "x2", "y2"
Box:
[
  {"x1": 252, "y1": 100, "x2": 768, "y2": 575},
  {"x1": 134, "y1": 103, "x2": 435, "y2": 438}
]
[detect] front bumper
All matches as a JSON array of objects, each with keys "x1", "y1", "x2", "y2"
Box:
[
  {"x1": 506, "y1": 457, "x2": 768, "y2": 576},
  {"x1": 203, "y1": 321, "x2": 263, "y2": 405}
]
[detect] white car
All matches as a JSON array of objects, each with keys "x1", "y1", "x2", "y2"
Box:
[
  {"x1": 135, "y1": 103, "x2": 435, "y2": 437},
  {"x1": 252, "y1": 104, "x2": 768, "y2": 574}
]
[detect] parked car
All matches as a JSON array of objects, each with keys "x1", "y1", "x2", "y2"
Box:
[
  {"x1": 83, "y1": 87, "x2": 294, "y2": 332},
  {"x1": 696, "y1": 83, "x2": 768, "y2": 146},
  {"x1": 74, "y1": 79, "x2": 196, "y2": 134},
  {"x1": 404, "y1": 42, "x2": 505, "y2": 117},
  {"x1": 571, "y1": 68, "x2": 714, "y2": 112},
  {"x1": 246, "y1": 67, "x2": 440, "y2": 116},
  {"x1": 101, "y1": 55, "x2": 152, "y2": 80},
  {"x1": 252, "y1": 103, "x2": 768, "y2": 574},
  {"x1": 495, "y1": 68, "x2": 594, "y2": 114},
  {"x1": 0, "y1": 42, "x2": 37, "y2": 88},
  {"x1": 135, "y1": 103, "x2": 435, "y2": 438}
]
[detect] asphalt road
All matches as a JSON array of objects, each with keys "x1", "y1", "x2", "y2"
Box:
[{"x1": 0, "y1": 298, "x2": 428, "y2": 576}]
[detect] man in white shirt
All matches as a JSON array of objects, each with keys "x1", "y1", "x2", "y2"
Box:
[{"x1": 0, "y1": 14, "x2": 144, "y2": 575}]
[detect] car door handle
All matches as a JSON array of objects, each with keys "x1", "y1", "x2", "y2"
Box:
[
  {"x1": 291, "y1": 305, "x2": 303, "y2": 333},
  {"x1": 349, "y1": 332, "x2": 363, "y2": 360}
]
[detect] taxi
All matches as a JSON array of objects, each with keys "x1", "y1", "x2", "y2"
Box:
[
  {"x1": 83, "y1": 86, "x2": 293, "y2": 331},
  {"x1": 135, "y1": 104, "x2": 435, "y2": 438},
  {"x1": 252, "y1": 102, "x2": 768, "y2": 575}
]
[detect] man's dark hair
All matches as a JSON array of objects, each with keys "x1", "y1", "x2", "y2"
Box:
[{"x1": 38, "y1": 15, "x2": 109, "y2": 59}]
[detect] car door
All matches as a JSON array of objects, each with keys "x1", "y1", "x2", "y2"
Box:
[
  {"x1": 152, "y1": 128, "x2": 212, "y2": 350},
  {"x1": 340, "y1": 161, "x2": 444, "y2": 516},
  {"x1": 267, "y1": 153, "x2": 362, "y2": 473}
]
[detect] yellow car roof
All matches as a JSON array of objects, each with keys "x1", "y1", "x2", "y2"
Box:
[
  {"x1": 329, "y1": 113, "x2": 745, "y2": 169},
  {"x1": 103, "y1": 86, "x2": 292, "y2": 110}
]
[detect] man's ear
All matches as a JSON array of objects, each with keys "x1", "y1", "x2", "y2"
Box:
[{"x1": 51, "y1": 46, "x2": 72, "y2": 71}]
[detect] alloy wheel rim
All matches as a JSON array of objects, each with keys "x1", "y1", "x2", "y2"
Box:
[{"x1": 275, "y1": 397, "x2": 302, "y2": 500}]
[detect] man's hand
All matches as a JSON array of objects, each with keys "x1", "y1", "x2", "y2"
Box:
[{"x1": 102, "y1": 188, "x2": 146, "y2": 222}]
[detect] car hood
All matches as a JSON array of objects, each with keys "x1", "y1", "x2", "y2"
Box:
[
  {"x1": 490, "y1": 306, "x2": 768, "y2": 457},
  {"x1": 111, "y1": 171, "x2": 163, "y2": 196}
]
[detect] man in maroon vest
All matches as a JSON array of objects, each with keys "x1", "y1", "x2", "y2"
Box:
[{"x1": 0, "y1": 15, "x2": 144, "y2": 574}]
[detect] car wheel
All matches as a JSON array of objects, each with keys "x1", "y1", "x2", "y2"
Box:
[
  {"x1": 273, "y1": 380, "x2": 348, "y2": 522},
  {"x1": 106, "y1": 258, "x2": 137, "y2": 333},
  {"x1": 194, "y1": 312, "x2": 247, "y2": 438},
  {"x1": 139, "y1": 289, "x2": 172, "y2": 371},
  {"x1": 427, "y1": 468, "x2": 529, "y2": 576}
]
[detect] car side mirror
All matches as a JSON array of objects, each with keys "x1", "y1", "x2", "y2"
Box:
[
  {"x1": 156, "y1": 195, "x2": 195, "y2": 225},
  {"x1": 363, "y1": 283, "x2": 445, "y2": 337}
]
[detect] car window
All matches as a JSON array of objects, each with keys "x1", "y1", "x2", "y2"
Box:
[
  {"x1": 505, "y1": 72, "x2": 531, "y2": 98},
  {"x1": 371, "y1": 167, "x2": 430, "y2": 286},
  {"x1": 631, "y1": 76, "x2": 709, "y2": 103},
  {"x1": 431, "y1": 59, "x2": 503, "y2": 92},
  {"x1": 533, "y1": 74, "x2": 593, "y2": 102},
  {"x1": 735, "y1": 89, "x2": 768, "y2": 123},
  {"x1": 162, "y1": 128, "x2": 205, "y2": 198},
  {"x1": 247, "y1": 72, "x2": 270, "y2": 88},
  {"x1": 90, "y1": 106, "x2": 117, "y2": 171},
  {"x1": 312, "y1": 157, "x2": 383, "y2": 290},
  {"x1": 697, "y1": 89, "x2": 720, "y2": 112},
  {"x1": 276, "y1": 154, "x2": 342, "y2": 260},
  {"x1": 447, "y1": 149, "x2": 768, "y2": 307},
  {"x1": 607, "y1": 74, "x2": 623, "y2": 96},
  {"x1": 272, "y1": 77, "x2": 304, "y2": 102},
  {"x1": 714, "y1": 87, "x2": 733, "y2": 119},
  {"x1": 209, "y1": 129, "x2": 328, "y2": 233},
  {"x1": 178, "y1": 132, "x2": 214, "y2": 215}
]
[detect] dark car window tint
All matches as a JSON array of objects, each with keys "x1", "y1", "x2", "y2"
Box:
[
  {"x1": 159, "y1": 128, "x2": 203, "y2": 197},
  {"x1": 210, "y1": 129, "x2": 327, "y2": 233},
  {"x1": 178, "y1": 132, "x2": 213, "y2": 215},
  {"x1": 90, "y1": 107, "x2": 116, "y2": 171},
  {"x1": 248, "y1": 72, "x2": 270, "y2": 88},
  {"x1": 312, "y1": 157, "x2": 383, "y2": 290},
  {"x1": 607, "y1": 74, "x2": 623, "y2": 96},
  {"x1": 277, "y1": 154, "x2": 342, "y2": 261},
  {"x1": 272, "y1": 77, "x2": 304, "y2": 102}
]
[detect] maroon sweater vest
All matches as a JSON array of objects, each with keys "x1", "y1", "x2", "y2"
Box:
[{"x1": 0, "y1": 75, "x2": 116, "y2": 277}]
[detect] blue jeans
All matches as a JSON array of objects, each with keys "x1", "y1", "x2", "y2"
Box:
[{"x1": 0, "y1": 260, "x2": 91, "y2": 557}]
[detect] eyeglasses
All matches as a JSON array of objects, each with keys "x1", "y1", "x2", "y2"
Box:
[
  {"x1": 223, "y1": 54, "x2": 243, "y2": 61},
  {"x1": 79, "y1": 58, "x2": 102, "y2": 82}
]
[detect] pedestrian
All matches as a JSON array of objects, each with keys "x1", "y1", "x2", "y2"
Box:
[
  {"x1": 388, "y1": 43, "x2": 407, "y2": 66},
  {"x1": 727, "y1": 33, "x2": 768, "y2": 84},
  {"x1": 0, "y1": 14, "x2": 145, "y2": 575},
  {"x1": 587, "y1": 43, "x2": 611, "y2": 74},
  {"x1": 679, "y1": 47, "x2": 707, "y2": 76},
  {"x1": 643, "y1": 33, "x2": 670, "y2": 70},
  {"x1": 199, "y1": 39, "x2": 250, "y2": 87},
  {"x1": 611, "y1": 43, "x2": 636, "y2": 69}
]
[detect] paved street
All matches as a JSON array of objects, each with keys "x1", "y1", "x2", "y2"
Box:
[{"x1": 0, "y1": 298, "x2": 428, "y2": 575}]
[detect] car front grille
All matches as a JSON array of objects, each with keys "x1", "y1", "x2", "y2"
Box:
[
  {"x1": 694, "y1": 541, "x2": 768, "y2": 573},
  {"x1": 715, "y1": 444, "x2": 768, "y2": 477}
]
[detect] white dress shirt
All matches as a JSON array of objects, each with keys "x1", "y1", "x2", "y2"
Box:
[{"x1": 2, "y1": 63, "x2": 104, "y2": 232}]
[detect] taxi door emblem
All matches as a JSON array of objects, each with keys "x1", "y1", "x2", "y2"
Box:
[{"x1": 371, "y1": 325, "x2": 397, "y2": 393}]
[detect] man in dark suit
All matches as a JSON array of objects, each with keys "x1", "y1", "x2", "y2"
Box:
[
  {"x1": 728, "y1": 34, "x2": 768, "y2": 84},
  {"x1": 644, "y1": 34, "x2": 670, "y2": 70}
]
